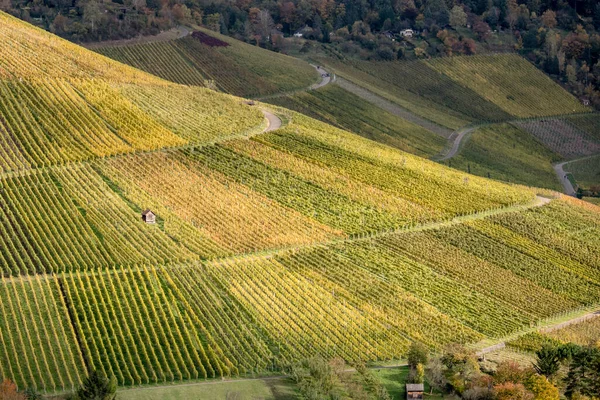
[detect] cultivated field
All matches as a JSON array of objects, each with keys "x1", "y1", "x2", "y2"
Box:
[
  {"x1": 446, "y1": 123, "x2": 563, "y2": 190},
  {"x1": 427, "y1": 54, "x2": 588, "y2": 118},
  {"x1": 514, "y1": 118, "x2": 600, "y2": 159},
  {"x1": 267, "y1": 84, "x2": 446, "y2": 157},
  {"x1": 96, "y1": 29, "x2": 318, "y2": 98},
  {"x1": 1, "y1": 10, "x2": 600, "y2": 395}
]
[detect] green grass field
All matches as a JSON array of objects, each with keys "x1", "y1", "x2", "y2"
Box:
[
  {"x1": 444, "y1": 123, "x2": 563, "y2": 190},
  {"x1": 118, "y1": 378, "x2": 297, "y2": 400},
  {"x1": 372, "y1": 367, "x2": 443, "y2": 400}
]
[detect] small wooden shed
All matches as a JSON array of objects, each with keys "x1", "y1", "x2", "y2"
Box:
[
  {"x1": 141, "y1": 209, "x2": 156, "y2": 224},
  {"x1": 406, "y1": 384, "x2": 424, "y2": 400}
]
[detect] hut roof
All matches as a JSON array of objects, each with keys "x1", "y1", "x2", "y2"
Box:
[{"x1": 406, "y1": 384, "x2": 424, "y2": 391}]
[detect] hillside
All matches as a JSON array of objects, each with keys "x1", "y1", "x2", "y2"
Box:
[
  {"x1": 1, "y1": 11, "x2": 600, "y2": 396},
  {"x1": 94, "y1": 28, "x2": 319, "y2": 98}
]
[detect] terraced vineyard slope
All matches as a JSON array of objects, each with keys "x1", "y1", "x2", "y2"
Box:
[
  {"x1": 95, "y1": 28, "x2": 318, "y2": 98},
  {"x1": 1, "y1": 12, "x2": 600, "y2": 396}
]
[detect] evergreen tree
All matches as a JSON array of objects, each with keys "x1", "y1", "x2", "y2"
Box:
[{"x1": 73, "y1": 371, "x2": 117, "y2": 400}]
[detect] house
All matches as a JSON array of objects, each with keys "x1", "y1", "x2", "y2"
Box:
[
  {"x1": 383, "y1": 30, "x2": 394, "y2": 39},
  {"x1": 400, "y1": 29, "x2": 414, "y2": 38},
  {"x1": 580, "y1": 97, "x2": 591, "y2": 106},
  {"x1": 141, "y1": 209, "x2": 156, "y2": 224},
  {"x1": 406, "y1": 384, "x2": 424, "y2": 400},
  {"x1": 294, "y1": 25, "x2": 312, "y2": 38}
]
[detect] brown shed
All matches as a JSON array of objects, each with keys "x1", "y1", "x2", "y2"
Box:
[
  {"x1": 141, "y1": 209, "x2": 156, "y2": 224},
  {"x1": 406, "y1": 384, "x2": 424, "y2": 400}
]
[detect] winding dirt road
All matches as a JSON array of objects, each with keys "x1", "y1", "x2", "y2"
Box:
[
  {"x1": 435, "y1": 126, "x2": 478, "y2": 161},
  {"x1": 310, "y1": 65, "x2": 334, "y2": 90},
  {"x1": 262, "y1": 110, "x2": 282, "y2": 132},
  {"x1": 553, "y1": 160, "x2": 577, "y2": 196}
]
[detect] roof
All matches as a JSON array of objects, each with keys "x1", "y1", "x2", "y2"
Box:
[
  {"x1": 142, "y1": 209, "x2": 154, "y2": 216},
  {"x1": 406, "y1": 384, "x2": 424, "y2": 391}
]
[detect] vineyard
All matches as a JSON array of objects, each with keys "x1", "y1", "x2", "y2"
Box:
[
  {"x1": 514, "y1": 118, "x2": 600, "y2": 159},
  {"x1": 1, "y1": 9, "x2": 600, "y2": 396},
  {"x1": 95, "y1": 31, "x2": 318, "y2": 98},
  {"x1": 426, "y1": 54, "x2": 588, "y2": 118},
  {"x1": 266, "y1": 84, "x2": 446, "y2": 157},
  {"x1": 564, "y1": 154, "x2": 600, "y2": 190},
  {"x1": 445, "y1": 123, "x2": 563, "y2": 190},
  {"x1": 508, "y1": 316, "x2": 600, "y2": 352}
]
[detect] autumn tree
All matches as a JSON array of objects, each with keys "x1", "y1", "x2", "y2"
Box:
[
  {"x1": 449, "y1": 5, "x2": 467, "y2": 28},
  {"x1": 0, "y1": 379, "x2": 25, "y2": 400},
  {"x1": 541, "y1": 10, "x2": 557, "y2": 29}
]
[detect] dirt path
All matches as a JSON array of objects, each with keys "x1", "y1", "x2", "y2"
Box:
[
  {"x1": 477, "y1": 309, "x2": 600, "y2": 356},
  {"x1": 85, "y1": 25, "x2": 192, "y2": 49},
  {"x1": 434, "y1": 126, "x2": 478, "y2": 161},
  {"x1": 309, "y1": 65, "x2": 334, "y2": 90},
  {"x1": 262, "y1": 110, "x2": 282, "y2": 132},
  {"x1": 335, "y1": 78, "x2": 453, "y2": 139},
  {"x1": 553, "y1": 160, "x2": 577, "y2": 196}
]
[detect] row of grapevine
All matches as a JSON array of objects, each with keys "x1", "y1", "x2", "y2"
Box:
[
  {"x1": 61, "y1": 265, "x2": 232, "y2": 386},
  {"x1": 376, "y1": 230, "x2": 580, "y2": 318},
  {"x1": 486, "y1": 199, "x2": 600, "y2": 273},
  {"x1": 2, "y1": 194, "x2": 600, "y2": 389},
  {"x1": 319, "y1": 57, "x2": 471, "y2": 130},
  {"x1": 118, "y1": 84, "x2": 264, "y2": 144},
  {"x1": 0, "y1": 12, "x2": 164, "y2": 83},
  {"x1": 564, "y1": 113, "x2": 600, "y2": 141},
  {"x1": 96, "y1": 41, "x2": 208, "y2": 87},
  {"x1": 0, "y1": 275, "x2": 86, "y2": 391},
  {"x1": 0, "y1": 76, "x2": 266, "y2": 174},
  {"x1": 95, "y1": 31, "x2": 317, "y2": 98},
  {"x1": 344, "y1": 58, "x2": 512, "y2": 122},
  {"x1": 427, "y1": 54, "x2": 589, "y2": 118},
  {"x1": 174, "y1": 38, "x2": 279, "y2": 96},
  {"x1": 508, "y1": 316, "x2": 600, "y2": 352},
  {"x1": 254, "y1": 115, "x2": 535, "y2": 216},
  {"x1": 266, "y1": 85, "x2": 446, "y2": 157},
  {"x1": 514, "y1": 119, "x2": 600, "y2": 159},
  {"x1": 0, "y1": 165, "x2": 194, "y2": 275},
  {"x1": 98, "y1": 151, "x2": 339, "y2": 254}
]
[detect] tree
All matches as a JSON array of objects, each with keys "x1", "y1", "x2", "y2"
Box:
[
  {"x1": 473, "y1": 19, "x2": 491, "y2": 40},
  {"x1": 541, "y1": 10, "x2": 557, "y2": 29},
  {"x1": 449, "y1": 6, "x2": 467, "y2": 28},
  {"x1": 0, "y1": 379, "x2": 25, "y2": 400},
  {"x1": 73, "y1": 370, "x2": 117, "y2": 400},
  {"x1": 494, "y1": 382, "x2": 534, "y2": 400},
  {"x1": 595, "y1": 4, "x2": 600, "y2": 30},
  {"x1": 407, "y1": 342, "x2": 428, "y2": 369},
  {"x1": 493, "y1": 361, "x2": 530, "y2": 385},
  {"x1": 564, "y1": 346, "x2": 600, "y2": 399},
  {"x1": 425, "y1": 357, "x2": 446, "y2": 395},
  {"x1": 533, "y1": 345, "x2": 562, "y2": 378},
  {"x1": 81, "y1": 0, "x2": 101, "y2": 33},
  {"x1": 526, "y1": 374, "x2": 559, "y2": 400}
]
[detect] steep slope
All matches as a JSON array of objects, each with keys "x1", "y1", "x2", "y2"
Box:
[
  {"x1": 0, "y1": 12, "x2": 265, "y2": 173},
  {"x1": 1, "y1": 13, "x2": 600, "y2": 394},
  {"x1": 94, "y1": 28, "x2": 319, "y2": 98}
]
